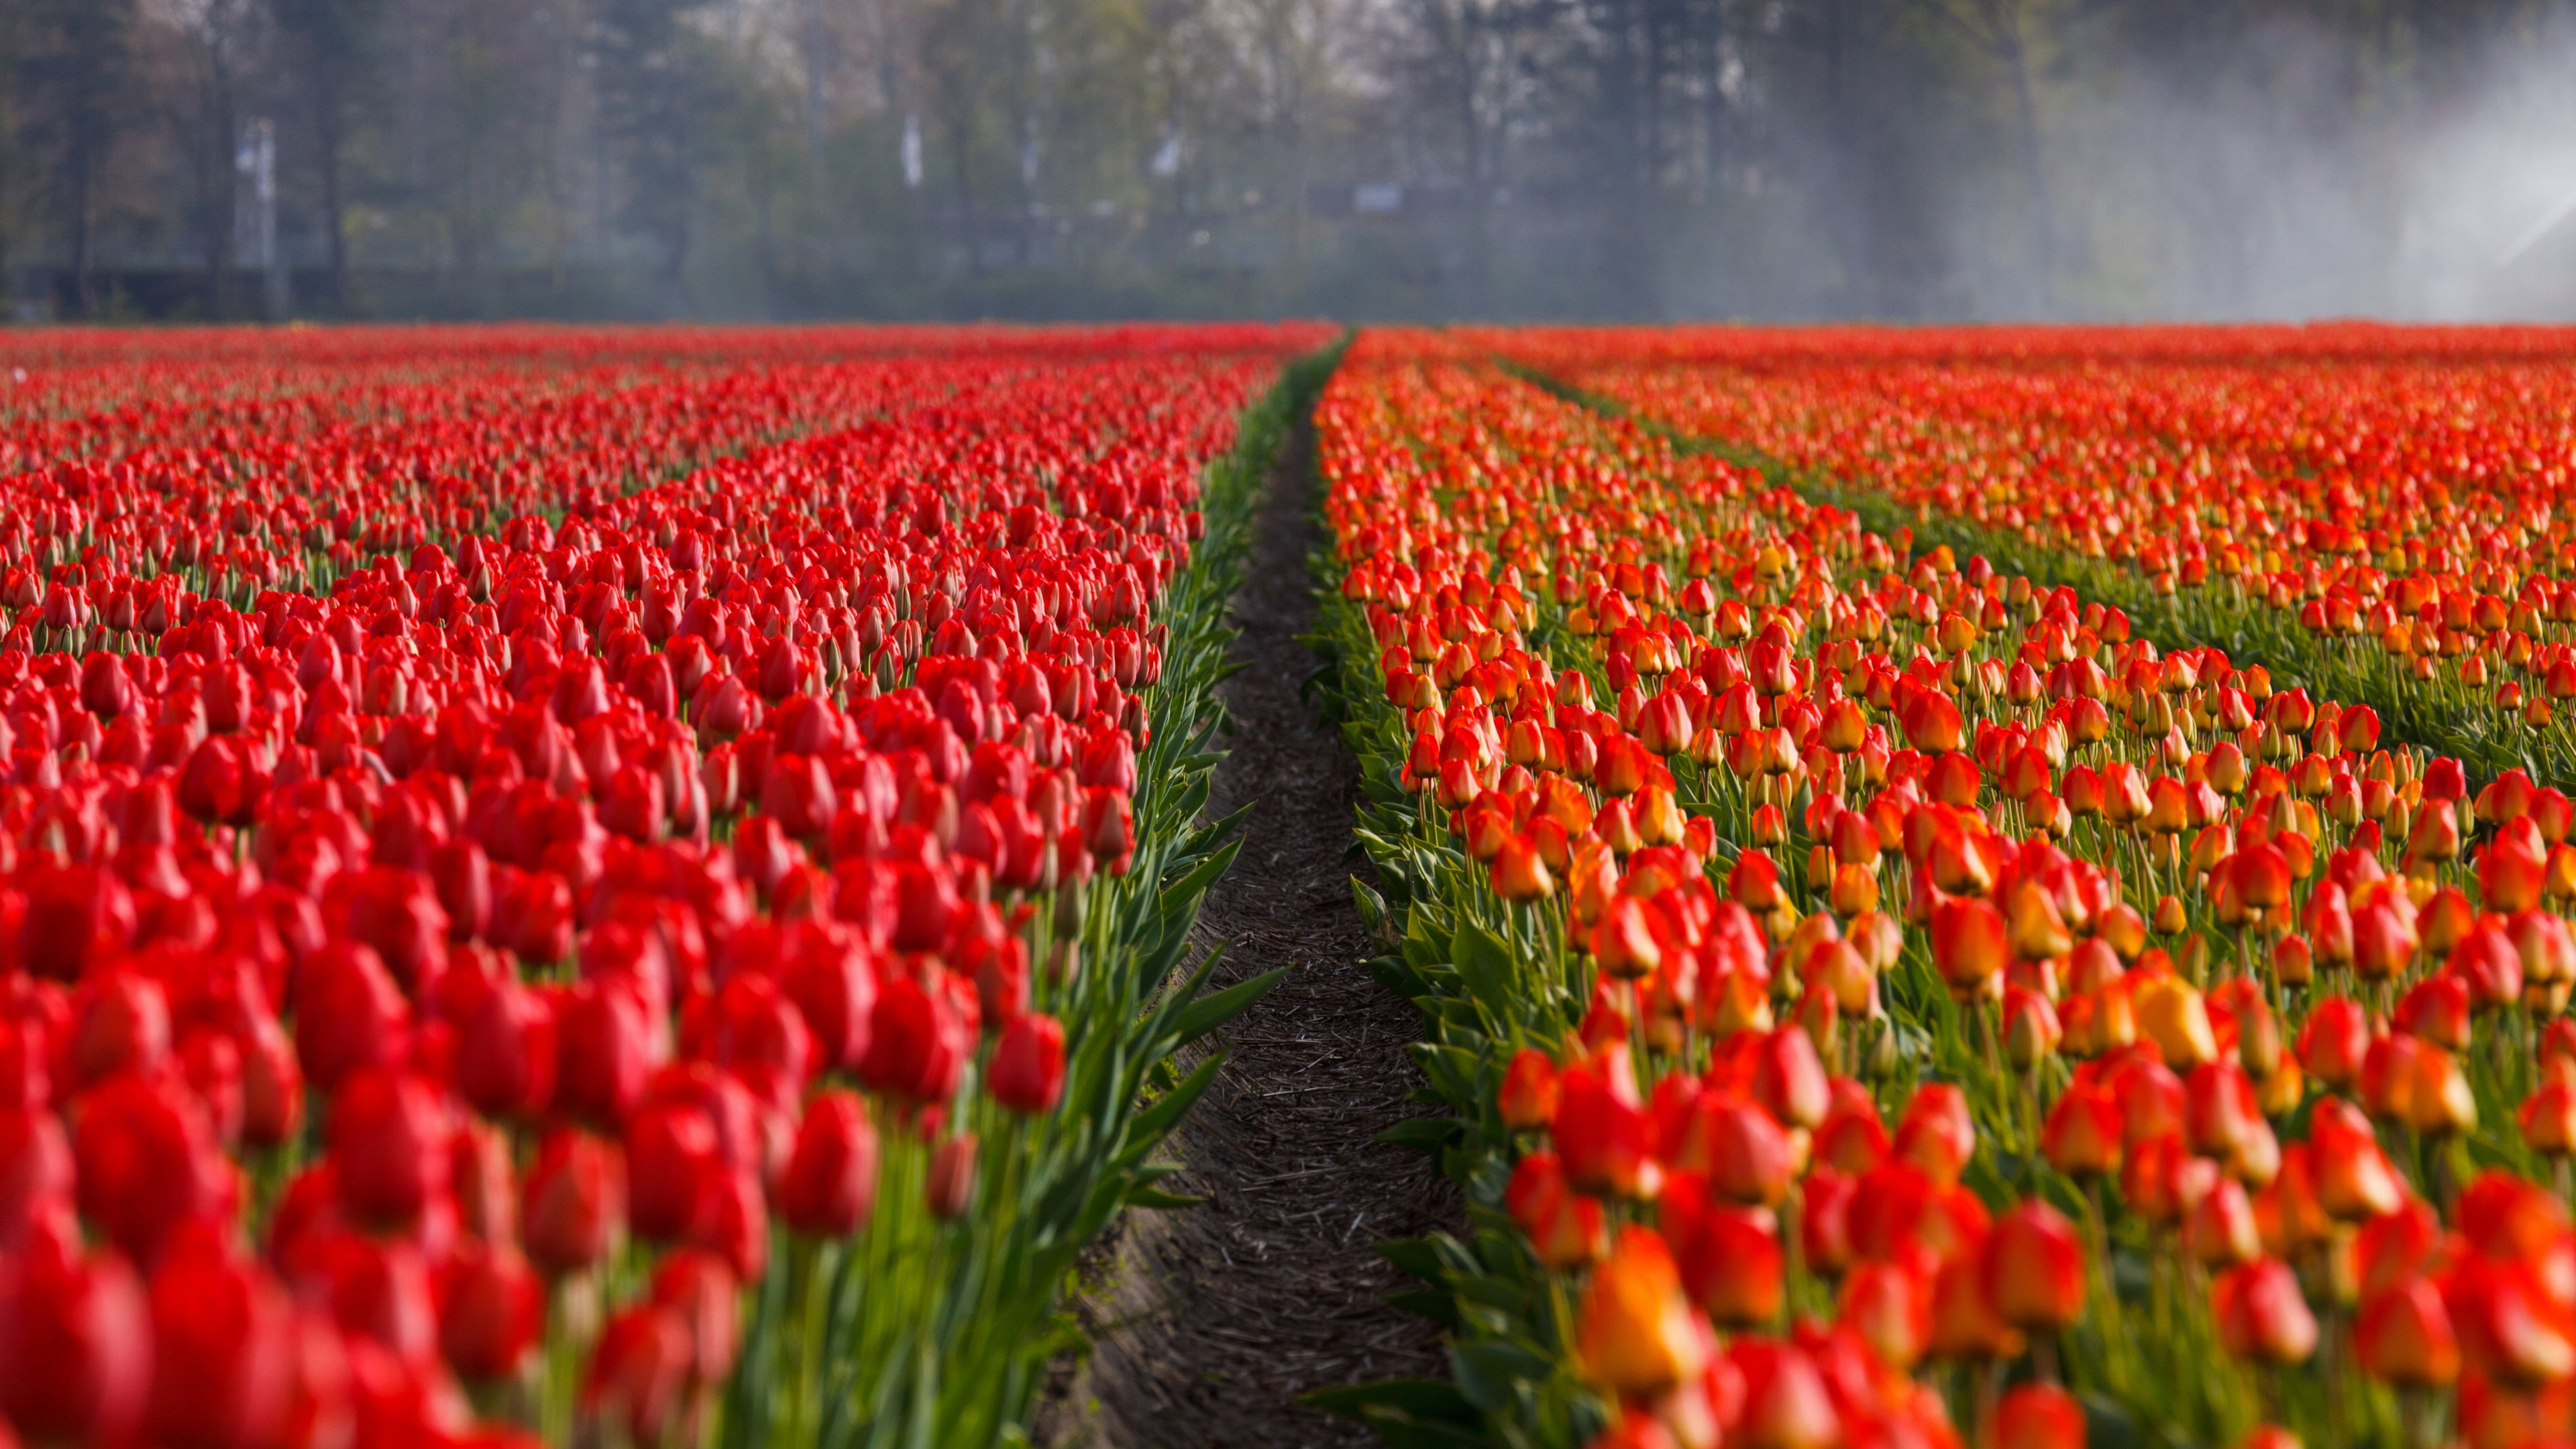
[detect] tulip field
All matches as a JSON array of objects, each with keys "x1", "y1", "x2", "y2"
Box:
[
  {"x1": 1309, "y1": 326, "x2": 2576, "y2": 1449},
  {"x1": 9, "y1": 319, "x2": 2576, "y2": 1449},
  {"x1": 0, "y1": 322, "x2": 1334, "y2": 1449}
]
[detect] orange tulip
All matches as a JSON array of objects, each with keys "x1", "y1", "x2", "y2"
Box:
[
  {"x1": 1929, "y1": 895, "x2": 2007, "y2": 1002},
  {"x1": 1499, "y1": 1047, "x2": 1561, "y2": 1131},
  {"x1": 1575, "y1": 1227, "x2": 1711, "y2": 1399}
]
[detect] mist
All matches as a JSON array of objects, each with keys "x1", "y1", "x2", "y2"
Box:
[{"x1": 1, "y1": 0, "x2": 2572, "y2": 323}]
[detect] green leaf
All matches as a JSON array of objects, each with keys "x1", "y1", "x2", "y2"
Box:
[
  {"x1": 1128, "y1": 1051, "x2": 1228, "y2": 1146},
  {"x1": 1299, "y1": 1380, "x2": 1483, "y2": 1428},
  {"x1": 1374, "y1": 1117, "x2": 1464, "y2": 1154},
  {"x1": 1352, "y1": 875, "x2": 1391, "y2": 938},
  {"x1": 1169, "y1": 967, "x2": 1287, "y2": 1046},
  {"x1": 1450, "y1": 1340, "x2": 1554, "y2": 1411},
  {"x1": 1125, "y1": 1184, "x2": 1208, "y2": 1210},
  {"x1": 1384, "y1": 1287, "x2": 1462, "y2": 1331},
  {"x1": 1448, "y1": 921, "x2": 1519, "y2": 1024},
  {"x1": 1364, "y1": 952, "x2": 1431, "y2": 1002},
  {"x1": 1375, "y1": 1237, "x2": 1450, "y2": 1283}
]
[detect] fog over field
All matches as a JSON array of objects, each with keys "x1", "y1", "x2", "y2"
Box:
[{"x1": 5, "y1": 0, "x2": 2574, "y2": 320}]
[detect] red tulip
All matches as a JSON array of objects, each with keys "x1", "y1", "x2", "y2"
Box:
[
  {"x1": 435, "y1": 1241, "x2": 543, "y2": 1381},
  {"x1": 73, "y1": 1071, "x2": 232, "y2": 1266},
  {"x1": 1994, "y1": 1383, "x2": 2086, "y2": 1449},
  {"x1": 990, "y1": 1012, "x2": 1067, "y2": 1114},
  {"x1": 330, "y1": 1069, "x2": 455, "y2": 1229},
  {"x1": 0, "y1": 1216, "x2": 152, "y2": 1444},
  {"x1": 2214, "y1": 1256, "x2": 2318, "y2": 1363},
  {"x1": 1984, "y1": 1199, "x2": 2086, "y2": 1332},
  {"x1": 1506, "y1": 1150, "x2": 1605, "y2": 1272},
  {"x1": 1499, "y1": 1048, "x2": 1561, "y2": 1130},
  {"x1": 523, "y1": 1128, "x2": 625, "y2": 1278},
  {"x1": 143, "y1": 1232, "x2": 297, "y2": 1449},
  {"x1": 777, "y1": 1089, "x2": 879, "y2": 1238}
]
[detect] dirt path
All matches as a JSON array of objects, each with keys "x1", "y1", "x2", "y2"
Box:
[{"x1": 1036, "y1": 397, "x2": 1457, "y2": 1448}]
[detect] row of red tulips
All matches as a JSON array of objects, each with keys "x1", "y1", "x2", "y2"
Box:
[
  {"x1": 0, "y1": 324, "x2": 1332, "y2": 1449},
  {"x1": 1311, "y1": 330, "x2": 2576, "y2": 1449}
]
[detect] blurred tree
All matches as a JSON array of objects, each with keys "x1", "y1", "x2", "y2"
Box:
[
  {"x1": 13, "y1": 0, "x2": 138, "y2": 315},
  {"x1": 272, "y1": 0, "x2": 380, "y2": 305}
]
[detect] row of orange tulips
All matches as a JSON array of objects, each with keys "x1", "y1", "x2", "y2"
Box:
[
  {"x1": 1311, "y1": 329, "x2": 2576, "y2": 1449},
  {"x1": 1477, "y1": 325, "x2": 2576, "y2": 792}
]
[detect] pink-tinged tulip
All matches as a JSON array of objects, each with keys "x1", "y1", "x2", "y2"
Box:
[
  {"x1": 989, "y1": 1012, "x2": 1067, "y2": 1114},
  {"x1": 2186, "y1": 1177, "x2": 2262, "y2": 1269},
  {"x1": 2214, "y1": 1256, "x2": 2318, "y2": 1363},
  {"x1": 522, "y1": 1128, "x2": 625, "y2": 1278},
  {"x1": 651, "y1": 1248, "x2": 743, "y2": 1387},
  {"x1": 777, "y1": 1090, "x2": 879, "y2": 1238},
  {"x1": 2447, "y1": 1257, "x2": 2576, "y2": 1387}
]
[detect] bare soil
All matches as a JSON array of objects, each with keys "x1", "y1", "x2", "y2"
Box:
[{"x1": 1033, "y1": 401, "x2": 1458, "y2": 1448}]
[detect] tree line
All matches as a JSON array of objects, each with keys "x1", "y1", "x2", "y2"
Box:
[{"x1": 0, "y1": 0, "x2": 2568, "y2": 321}]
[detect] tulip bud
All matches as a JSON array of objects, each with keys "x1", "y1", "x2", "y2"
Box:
[{"x1": 926, "y1": 1133, "x2": 978, "y2": 1219}]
